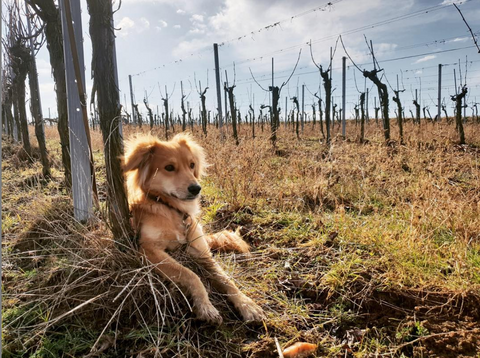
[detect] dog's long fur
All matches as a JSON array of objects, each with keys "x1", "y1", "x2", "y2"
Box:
[{"x1": 123, "y1": 133, "x2": 263, "y2": 324}]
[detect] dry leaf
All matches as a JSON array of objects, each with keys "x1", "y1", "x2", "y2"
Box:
[{"x1": 282, "y1": 342, "x2": 317, "y2": 357}]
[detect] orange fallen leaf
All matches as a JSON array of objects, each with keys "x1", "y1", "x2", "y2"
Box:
[{"x1": 282, "y1": 342, "x2": 317, "y2": 357}]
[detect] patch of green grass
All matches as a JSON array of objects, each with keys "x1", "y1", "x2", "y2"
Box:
[
  {"x1": 318, "y1": 210, "x2": 478, "y2": 290},
  {"x1": 251, "y1": 210, "x2": 320, "y2": 245},
  {"x1": 203, "y1": 202, "x2": 226, "y2": 224},
  {"x1": 2, "y1": 213, "x2": 20, "y2": 233},
  {"x1": 3, "y1": 312, "x2": 98, "y2": 358},
  {"x1": 328, "y1": 301, "x2": 353, "y2": 318},
  {"x1": 124, "y1": 325, "x2": 186, "y2": 350},
  {"x1": 29, "y1": 328, "x2": 96, "y2": 358},
  {"x1": 200, "y1": 177, "x2": 226, "y2": 203},
  {"x1": 22, "y1": 269, "x2": 38, "y2": 280},
  {"x1": 2, "y1": 303, "x2": 39, "y2": 330},
  {"x1": 353, "y1": 327, "x2": 391, "y2": 357},
  {"x1": 322, "y1": 253, "x2": 365, "y2": 293},
  {"x1": 395, "y1": 321, "x2": 430, "y2": 344},
  {"x1": 429, "y1": 225, "x2": 456, "y2": 247},
  {"x1": 467, "y1": 249, "x2": 480, "y2": 284},
  {"x1": 467, "y1": 249, "x2": 480, "y2": 267}
]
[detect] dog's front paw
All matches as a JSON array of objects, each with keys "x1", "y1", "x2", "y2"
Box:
[
  {"x1": 227, "y1": 229, "x2": 251, "y2": 254},
  {"x1": 235, "y1": 295, "x2": 265, "y2": 322},
  {"x1": 194, "y1": 301, "x2": 223, "y2": 325}
]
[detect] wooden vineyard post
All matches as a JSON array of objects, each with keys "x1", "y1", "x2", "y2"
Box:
[
  {"x1": 213, "y1": 43, "x2": 224, "y2": 138},
  {"x1": 301, "y1": 84, "x2": 305, "y2": 132},
  {"x1": 181, "y1": 81, "x2": 187, "y2": 131},
  {"x1": 366, "y1": 88, "x2": 369, "y2": 122},
  {"x1": 272, "y1": 58, "x2": 274, "y2": 130},
  {"x1": 342, "y1": 56, "x2": 346, "y2": 138},
  {"x1": 128, "y1": 75, "x2": 137, "y2": 126},
  {"x1": 437, "y1": 64, "x2": 442, "y2": 121},
  {"x1": 59, "y1": 0, "x2": 94, "y2": 222},
  {"x1": 224, "y1": 81, "x2": 228, "y2": 125}
]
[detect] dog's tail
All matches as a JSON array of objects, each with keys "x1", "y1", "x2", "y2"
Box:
[{"x1": 204, "y1": 228, "x2": 250, "y2": 253}]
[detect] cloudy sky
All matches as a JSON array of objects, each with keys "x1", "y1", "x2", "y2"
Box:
[{"x1": 31, "y1": 0, "x2": 480, "y2": 121}]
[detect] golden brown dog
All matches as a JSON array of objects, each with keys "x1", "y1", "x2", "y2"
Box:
[{"x1": 122, "y1": 133, "x2": 264, "y2": 324}]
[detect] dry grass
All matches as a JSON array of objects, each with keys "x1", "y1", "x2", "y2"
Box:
[{"x1": 2, "y1": 119, "x2": 480, "y2": 357}]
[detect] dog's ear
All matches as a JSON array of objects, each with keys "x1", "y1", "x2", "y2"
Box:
[
  {"x1": 174, "y1": 133, "x2": 208, "y2": 179},
  {"x1": 123, "y1": 135, "x2": 157, "y2": 172},
  {"x1": 192, "y1": 143, "x2": 207, "y2": 179}
]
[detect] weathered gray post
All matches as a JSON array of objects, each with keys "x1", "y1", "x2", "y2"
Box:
[
  {"x1": 301, "y1": 84, "x2": 305, "y2": 132},
  {"x1": 342, "y1": 56, "x2": 346, "y2": 137},
  {"x1": 129, "y1": 74, "x2": 136, "y2": 125},
  {"x1": 59, "y1": 0, "x2": 92, "y2": 221},
  {"x1": 438, "y1": 64, "x2": 442, "y2": 121},
  {"x1": 366, "y1": 88, "x2": 369, "y2": 121},
  {"x1": 224, "y1": 81, "x2": 228, "y2": 125},
  {"x1": 330, "y1": 47, "x2": 333, "y2": 135},
  {"x1": 272, "y1": 57, "x2": 274, "y2": 122},
  {"x1": 123, "y1": 94, "x2": 128, "y2": 120},
  {"x1": 213, "y1": 43, "x2": 223, "y2": 137}
]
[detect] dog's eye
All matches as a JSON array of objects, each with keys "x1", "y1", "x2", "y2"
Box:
[
  {"x1": 190, "y1": 163, "x2": 195, "y2": 169},
  {"x1": 165, "y1": 165, "x2": 175, "y2": 172}
]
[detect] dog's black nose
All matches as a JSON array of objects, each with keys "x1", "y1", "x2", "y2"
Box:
[{"x1": 188, "y1": 184, "x2": 201, "y2": 196}]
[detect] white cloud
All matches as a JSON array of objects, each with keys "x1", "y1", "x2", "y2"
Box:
[
  {"x1": 188, "y1": 22, "x2": 207, "y2": 35},
  {"x1": 39, "y1": 82, "x2": 55, "y2": 93},
  {"x1": 139, "y1": 17, "x2": 150, "y2": 30},
  {"x1": 414, "y1": 55, "x2": 436, "y2": 64},
  {"x1": 415, "y1": 70, "x2": 423, "y2": 75},
  {"x1": 448, "y1": 37, "x2": 469, "y2": 43},
  {"x1": 117, "y1": 16, "x2": 150, "y2": 35},
  {"x1": 36, "y1": 58, "x2": 52, "y2": 76},
  {"x1": 191, "y1": 14, "x2": 204, "y2": 22},
  {"x1": 116, "y1": 16, "x2": 135, "y2": 37},
  {"x1": 370, "y1": 43, "x2": 398, "y2": 57},
  {"x1": 158, "y1": 20, "x2": 168, "y2": 27},
  {"x1": 174, "y1": 24, "x2": 181, "y2": 29},
  {"x1": 172, "y1": 38, "x2": 210, "y2": 57},
  {"x1": 120, "y1": 0, "x2": 208, "y2": 13},
  {"x1": 189, "y1": 28, "x2": 205, "y2": 34},
  {"x1": 440, "y1": 0, "x2": 462, "y2": 4},
  {"x1": 188, "y1": 13, "x2": 206, "y2": 35}
]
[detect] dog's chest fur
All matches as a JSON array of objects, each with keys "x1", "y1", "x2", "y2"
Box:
[{"x1": 133, "y1": 205, "x2": 194, "y2": 251}]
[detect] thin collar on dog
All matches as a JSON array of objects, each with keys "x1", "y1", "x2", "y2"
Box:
[{"x1": 146, "y1": 193, "x2": 193, "y2": 233}]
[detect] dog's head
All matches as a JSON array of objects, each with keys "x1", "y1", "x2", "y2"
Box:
[{"x1": 123, "y1": 133, "x2": 207, "y2": 201}]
